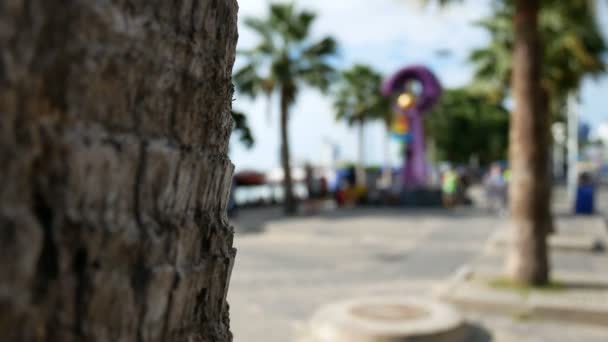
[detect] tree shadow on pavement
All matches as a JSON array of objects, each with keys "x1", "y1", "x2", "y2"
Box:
[
  {"x1": 315, "y1": 206, "x2": 498, "y2": 221},
  {"x1": 464, "y1": 323, "x2": 493, "y2": 342}
]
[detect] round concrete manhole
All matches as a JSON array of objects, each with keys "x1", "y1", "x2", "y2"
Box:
[
  {"x1": 351, "y1": 304, "x2": 431, "y2": 321},
  {"x1": 305, "y1": 296, "x2": 467, "y2": 342}
]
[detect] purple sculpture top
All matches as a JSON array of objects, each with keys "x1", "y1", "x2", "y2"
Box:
[
  {"x1": 382, "y1": 65, "x2": 442, "y2": 188},
  {"x1": 382, "y1": 65, "x2": 442, "y2": 112}
]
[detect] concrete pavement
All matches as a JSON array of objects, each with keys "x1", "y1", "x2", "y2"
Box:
[
  {"x1": 229, "y1": 208, "x2": 498, "y2": 341},
  {"x1": 227, "y1": 186, "x2": 608, "y2": 341}
]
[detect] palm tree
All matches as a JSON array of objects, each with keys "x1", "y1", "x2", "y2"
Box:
[
  {"x1": 333, "y1": 65, "x2": 389, "y2": 187},
  {"x1": 468, "y1": 0, "x2": 606, "y2": 285},
  {"x1": 1, "y1": 1, "x2": 238, "y2": 340},
  {"x1": 506, "y1": 0, "x2": 551, "y2": 285},
  {"x1": 424, "y1": 0, "x2": 545, "y2": 285},
  {"x1": 234, "y1": 3, "x2": 338, "y2": 214},
  {"x1": 470, "y1": 0, "x2": 606, "y2": 122}
]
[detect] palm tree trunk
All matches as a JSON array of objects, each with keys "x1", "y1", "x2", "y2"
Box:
[
  {"x1": 0, "y1": 1, "x2": 238, "y2": 341},
  {"x1": 280, "y1": 86, "x2": 297, "y2": 214},
  {"x1": 506, "y1": 0, "x2": 552, "y2": 285},
  {"x1": 357, "y1": 119, "x2": 367, "y2": 187},
  {"x1": 540, "y1": 87, "x2": 555, "y2": 235}
]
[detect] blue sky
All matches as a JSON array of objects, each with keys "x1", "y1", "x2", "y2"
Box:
[{"x1": 231, "y1": 0, "x2": 608, "y2": 171}]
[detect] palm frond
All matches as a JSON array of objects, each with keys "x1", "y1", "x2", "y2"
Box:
[
  {"x1": 303, "y1": 37, "x2": 338, "y2": 59},
  {"x1": 469, "y1": 0, "x2": 606, "y2": 117},
  {"x1": 231, "y1": 110, "x2": 255, "y2": 149},
  {"x1": 233, "y1": 63, "x2": 268, "y2": 99},
  {"x1": 235, "y1": 3, "x2": 338, "y2": 121},
  {"x1": 333, "y1": 64, "x2": 388, "y2": 126},
  {"x1": 298, "y1": 62, "x2": 336, "y2": 92}
]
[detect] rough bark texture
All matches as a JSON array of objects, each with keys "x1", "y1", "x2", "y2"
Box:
[
  {"x1": 506, "y1": 0, "x2": 552, "y2": 285},
  {"x1": 0, "y1": 1, "x2": 238, "y2": 341}
]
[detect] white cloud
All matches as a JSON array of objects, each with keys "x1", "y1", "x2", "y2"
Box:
[{"x1": 238, "y1": 0, "x2": 490, "y2": 52}]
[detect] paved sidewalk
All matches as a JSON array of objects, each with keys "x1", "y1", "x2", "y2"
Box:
[
  {"x1": 436, "y1": 213, "x2": 608, "y2": 341},
  {"x1": 227, "y1": 207, "x2": 608, "y2": 341},
  {"x1": 229, "y1": 208, "x2": 496, "y2": 341}
]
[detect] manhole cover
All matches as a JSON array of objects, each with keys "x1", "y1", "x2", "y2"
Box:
[
  {"x1": 305, "y1": 296, "x2": 467, "y2": 342},
  {"x1": 351, "y1": 304, "x2": 430, "y2": 321}
]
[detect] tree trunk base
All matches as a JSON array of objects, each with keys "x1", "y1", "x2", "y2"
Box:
[{"x1": 506, "y1": 220, "x2": 550, "y2": 286}]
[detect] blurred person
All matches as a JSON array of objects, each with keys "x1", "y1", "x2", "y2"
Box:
[
  {"x1": 456, "y1": 166, "x2": 472, "y2": 205},
  {"x1": 353, "y1": 183, "x2": 368, "y2": 205},
  {"x1": 441, "y1": 166, "x2": 458, "y2": 208},
  {"x1": 304, "y1": 163, "x2": 323, "y2": 214},
  {"x1": 335, "y1": 181, "x2": 347, "y2": 207},
  {"x1": 503, "y1": 167, "x2": 512, "y2": 183},
  {"x1": 485, "y1": 163, "x2": 507, "y2": 214},
  {"x1": 305, "y1": 163, "x2": 316, "y2": 198},
  {"x1": 319, "y1": 176, "x2": 328, "y2": 198}
]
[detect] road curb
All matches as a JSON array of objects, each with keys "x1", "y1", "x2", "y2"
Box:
[
  {"x1": 484, "y1": 215, "x2": 608, "y2": 254},
  {"x1": 435, "y1": 267, "x2": 608, "y2": 327}
]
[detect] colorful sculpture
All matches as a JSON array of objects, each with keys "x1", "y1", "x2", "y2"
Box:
[
  {"x1": 383, "y1": 65, "x2": 442, "y2": 187},
  {"x1": 391, "y1": 111, "x2": 411, "y2": 143}
]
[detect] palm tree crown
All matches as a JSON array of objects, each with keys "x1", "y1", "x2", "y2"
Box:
[
  {"x1": 234, "y1": 3, "x2": 338, "y2": 108},
  {"x1": 333, "y1": 65, "x2": 388, "y2": 126},
  {"x1": 333, "y1": 65, "x2": 390, "y2": 186},
  {"x1": 470, "y1": 0, "x2": 606, "y2": 118}
]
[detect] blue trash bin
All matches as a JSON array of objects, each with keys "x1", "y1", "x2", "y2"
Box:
[{"x1": 575, "y1": 184, "x2": 595, "y2": 215}]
